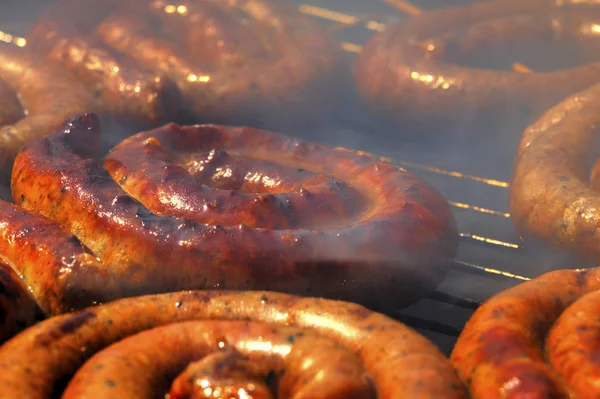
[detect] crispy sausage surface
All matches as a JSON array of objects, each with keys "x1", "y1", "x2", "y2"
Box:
[
  {"x1": 451, "y1": 267, "x2": 600, "y2": 398},
  {"x1": 0, "y1": 42, "x2": 93, "y2": 178},
  {"x1": 27, "y1": 0, "x2": 340, "y2": 127},
  {"x1": 10, "y1": 113, "x2": 458, "y2": 312},
  {"x1": 510, "y1": 80, "x2": 600, "y2": 260},
  {"x1": 355, "y1": 0, "x2": 600, "y2": 128},
  {"x1": 0, "y1": 290, "x2": 469, "y2": 398}
]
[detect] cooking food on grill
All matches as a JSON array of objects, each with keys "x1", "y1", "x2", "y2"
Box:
[
  {"x1": 27, "y1": 0, "x2": 340, "y2": 127},
  {"x1": 354, "y1": 0, "x2": 600, "y2": 128},
  {"x1": 0, "y1": 290, "x2": 469, "y2": 398},
  {"x1": 10, "y1": 113, "x2": 459, "y2": 312},
  {"x1": 510, "y1": 80, "x2": 600, "y2": 260},
  {"x1": 451, "y1": 266, "x2": 600, "y2": 398},
  {"x1": 0, "y1": 42, "x2": 92, "y2": 179},
  {"x1": 0, "y1": 262, "x2": 38, "y2": 343}
]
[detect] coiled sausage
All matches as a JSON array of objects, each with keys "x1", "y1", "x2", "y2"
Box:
[
  {"x1": 0, "y1": 290, "x2": 469, "y2": 398},
  {"x1": 27, "y1": 0, "x2": 341, "y2": 127},
  {"x1": 355, "y1": 0, "x2": 600, "y2": 130},
  {"x1": 0, "y1": 42, "x2": 93, "y2": 179},
  {"x1": 451, "y1": 267, "x2": 600, "y2": 398},
  {"x1": 10, "y1": 113, "x2": 459, "y2": 312},
  {"x1": 510, "y1": 80, "x2": 600, "y2": 260}
]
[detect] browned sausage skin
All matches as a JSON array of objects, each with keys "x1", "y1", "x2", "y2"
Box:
[
  {"x1": 0, "y1": 290, "x2": 469, "y2": 398},
  {"x1": 27, "y1": 0, "x2": 341, "y2": 127},
  {"x1": 0, "y1": 42, "x2": 93, "y2": 178},
  {"x1": 451, "y1": 267, "x2": 600, "y2": 398},
  {"x1": 355, "y1": 0, "x2": 600, "y2": 129},
  {"x1": 509, "y1": 80, "x2": 600, "y2": 260},
  {"x1": 11, "y1": 113, "x2": 458, "y2": 312}
]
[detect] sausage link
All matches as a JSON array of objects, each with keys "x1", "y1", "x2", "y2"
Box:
[
  {"x1": 451, "y1": 267, "x2": 600, "y2": 398},
  {"x1": 355, "y1": 0, "x2": 600, "y2": 129},
  {"x1": 0, "y1": 262, "x2": 38, "y2": 343},
  {"x1": 11, "y1": 113, "x2": 458, "y2": 312},
  {"x1": 510, "y1": 80, "x2": 600, "y2": 260},
  {"x1": 0, "y1": 290, "x2": 469, "y2": 398},
  {"x1": 27, "y1": 0, "x2": 341, "y2": 128},
  {"x1": 0, "y1": 42, "x2": 93, "y2": 178}
]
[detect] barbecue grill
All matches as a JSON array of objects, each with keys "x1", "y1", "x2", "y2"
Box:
[{"x1": 0, "y1": 0, "x2": 585, "y2": 359}]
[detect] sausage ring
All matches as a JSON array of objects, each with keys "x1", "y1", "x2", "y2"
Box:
[
  {"x1": 0, "y1": 42, "x2": 93, "y2": 179},
  {"x1": 451, "y1": 267, "x2": 600, "y2": 398},
  {"x1": 27, "y1": 0, "x2": 341, "y2": 127},
  {"x1": 0, "y1": 290, "x2": 469, "y2": 398},
  {"x1": 510, "y1": 79, "x2": 600, "y2": 260},
  {"x1": 354, "y1": 0, "x2": 600, "y2": 130},
  {"x1": 10, "y1": 113, "x2": 459, "y2": 312}
]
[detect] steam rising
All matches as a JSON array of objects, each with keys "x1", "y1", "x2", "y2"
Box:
[{"x1": 1, "y1": 0, "x2": 599, "y2": 356}]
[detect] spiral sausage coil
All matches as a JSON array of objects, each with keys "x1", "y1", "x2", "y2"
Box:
[
  {"x1": 355, "y1": 0, "x2": 600, "y2": 130},
  {"x1": 27, "y1": 0, "x2": 341, "y2": 127},
  {"x1": 0, "y1": 290, "x2": 469, "y2": 398},
  {"x1": 6, "y1": 113, "x2": 458, "y2": 315},
  {"x1": 451, "y1": 267, "x2": 600, "y2": 398},
  {"x1": 0, "y1": 42, "x2": 93, "y2": 181}
]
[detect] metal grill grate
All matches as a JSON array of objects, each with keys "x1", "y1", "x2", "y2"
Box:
[
  {"x1": 295, "y1": 0, "x2": 547, "y2": 354},
  {"x1": 0, "y1": 0, "x2": 554, "y2": 356}
]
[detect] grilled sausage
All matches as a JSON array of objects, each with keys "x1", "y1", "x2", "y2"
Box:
[
  {"x1": 0, "y1": 79, "x2": 23, "y2": 128},
  {"x1": 11, "y1": 113, "x2": 459, "y2": 312},
  {"x1": 510, "y1": 80, "x2": 600, "y2": 260},
  {"x1": 451, "y1": 267, "x2": 600, "y2": 398},
  {"x1": 0, "y1": 262, "x2": 38, "y2": 343},
  {"x1": 0, "y1": 42, "x2": 93, "y2": 179},
  {"x1": 27, "y1": 0, "x2": 341, "y2": 128},
  {"x1": 0, "y1": 290, "x2": 469, "y2": 398},
  {"x1": 355, "y1": 0, "x2": 600, "y2": 130}
]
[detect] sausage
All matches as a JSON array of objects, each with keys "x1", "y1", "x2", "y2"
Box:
[
  {"x1": 509, "y1": 80, "x2": 600, "y2": 260},
  {"x1": 0, "y1": 262, "x2": 38, "y2": 343},
  {"x1": 11, "y1": 113, "x2": 459, "y2": 312},
  {"x1": 0, "y1": 290, "x2": 469, "y2": 398},
  {"x1": 27, "y1": 0, "x2": 341, "y2": 128},
  {"x1": 0, "y1": 42, "x2": 93, "y2": 179},
  {"x1": 450, "y1": 267, "x2": 600, "y2": 398},
  {"x1": 354, "y1": 0, "x2": 600, "y2": 130}
]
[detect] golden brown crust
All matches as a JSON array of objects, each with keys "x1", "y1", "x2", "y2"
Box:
[
  {"x1": 11, "y1": 113, "x2": 458, "y2": 312},
  {"x1": 355, "y1": 0, "x2": 600, "y2": 128},
  {"x1": 0, "y1": 42, "x2": 94, "y2": 178},
  {"x1": 28, "y1": 0, "x2": 341, "y2": 127},
  {"x1": 0, "y1": 290, "x2": 469, "y2": 398},
  {"x1": 451, "y1": 267, "x2": 600, "y2": 398},
  {"x1": 509, "y1": 80, "x2": 600, "y2": 260}
]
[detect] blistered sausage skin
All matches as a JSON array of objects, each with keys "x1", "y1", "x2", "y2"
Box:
[
  {"x1": 11, "y1": 113, "x2": 458, "y2": 311},
  {"x1": 355, "y1": 0, "x2": 600, "y2": 128},
  {"x1": 28, "y1": 0, "x2": 340, "y2": 127},
  {"x1": 0, "y1": 42, "x2": 93, "y2": 178},
  {"x1": 510, "y1": 80, "x2": 600, "y2": 260},
  {"x1": 0, "y1": 290, "x2": 469, "y2": 398},
  {"x1": 451, "y1": 267, "x2": 600, "y2": 398}
]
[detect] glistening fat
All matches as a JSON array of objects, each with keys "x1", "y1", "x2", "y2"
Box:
[
  {"x1": 0, "y1": 290, "x2": 470, "y2": 398},
  {"x1": 354, "y1": 0, "x2": 600, "y2": 131},
  {"x1": 10, "y1": 113, "x2": 459, "y2": 312}
]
